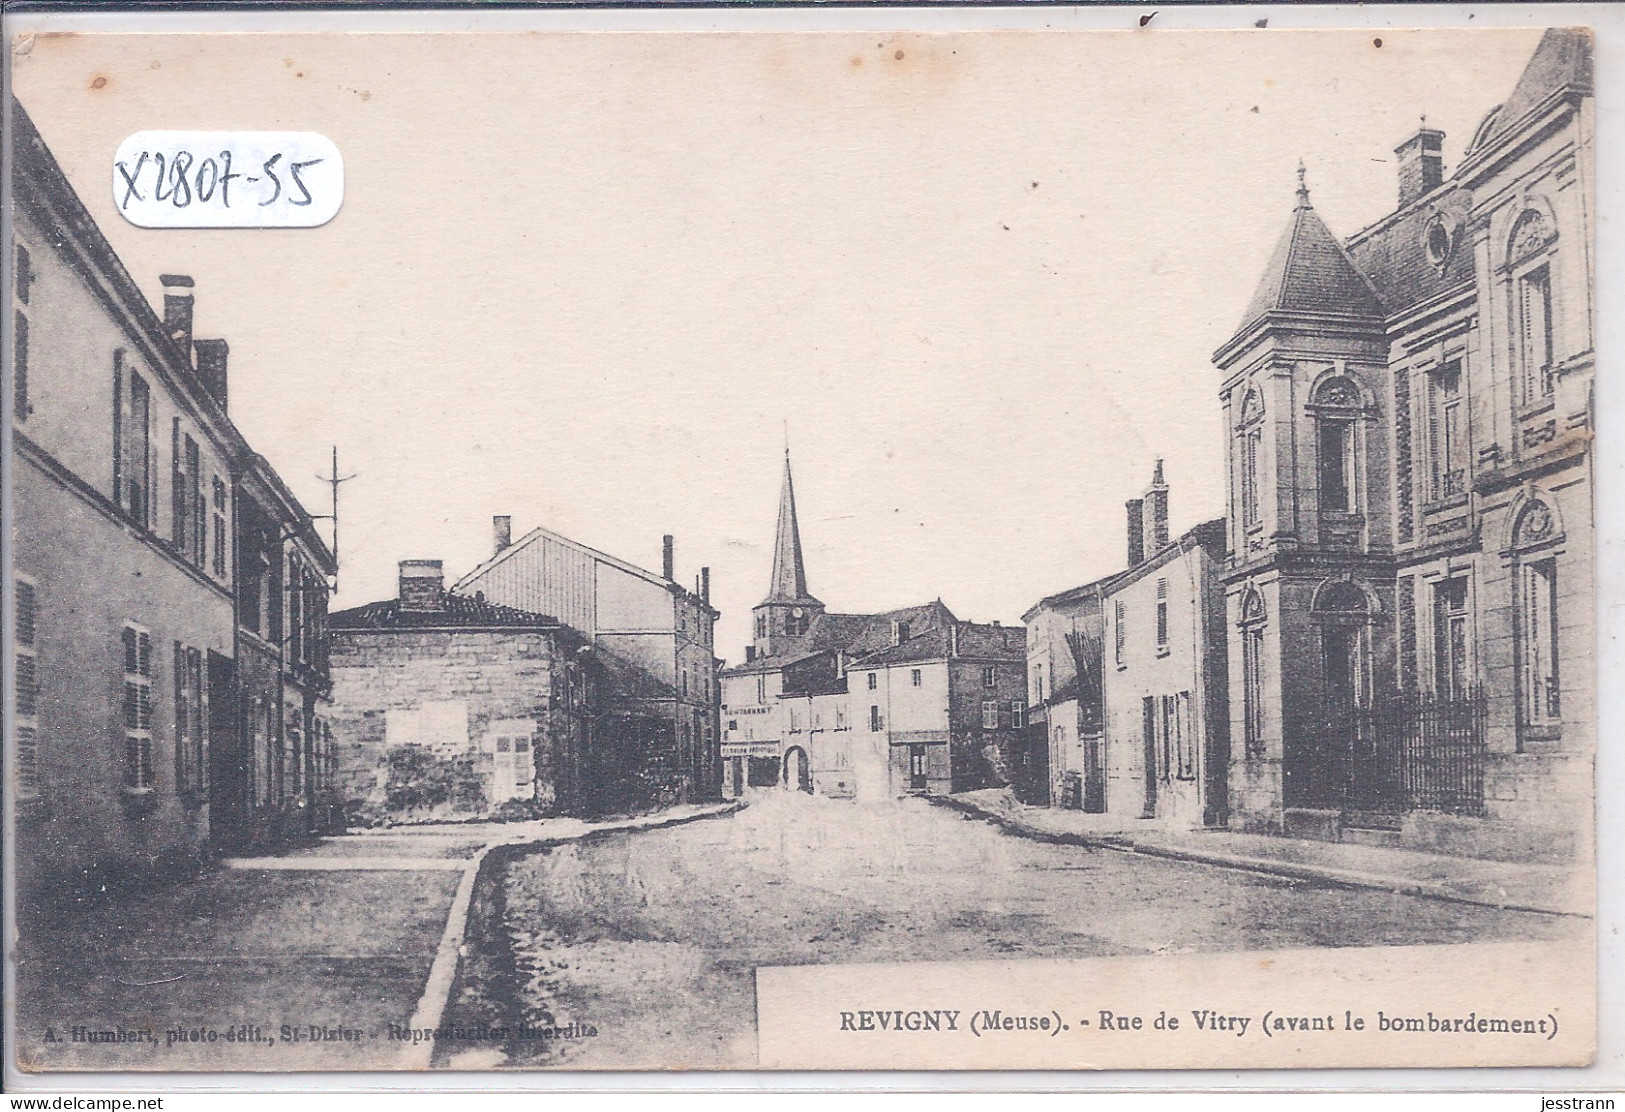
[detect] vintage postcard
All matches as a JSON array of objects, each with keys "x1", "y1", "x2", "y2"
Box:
[{"x1": 2, "y1": 20, "x2": 1598, "y2": 1076}]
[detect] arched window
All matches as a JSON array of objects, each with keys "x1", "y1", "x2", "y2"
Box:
[
  {"x1": 1239, "y1": 587, "x2": 1267, "y2": 757},
  {"x1": 1512, "y1": 498, "x2": 1562, "y2": 741},
  {"x1": 1508, "y1": 208, "x2": 1558, "y2": 405},
  {"x1": 1236, "y1": 388, "x2": 1265, "y2": 529},
  {"x1": 1312, "y1": 377, "x2": 1362, "y2": 514},
  {"x1": 1313, "y1": 579, "x2": 1372, "y2": 709}
]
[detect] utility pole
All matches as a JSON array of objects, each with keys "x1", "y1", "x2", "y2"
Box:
[{"x1": 311, "y1": 446, "x2": 356, "y2": 592}]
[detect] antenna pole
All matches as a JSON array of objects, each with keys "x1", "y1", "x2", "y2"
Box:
[{"x1": 313, "y1": 446, "x2": 357, "y2": 592}]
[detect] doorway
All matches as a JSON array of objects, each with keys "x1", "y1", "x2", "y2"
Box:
[
  {"x1": 1141, "y1": 696, "x2": 1158, "y2": 818},
  {"x1": 783, "y1": 746, "x2": 812, "y2": 793},
  {"x1": 206, "y1": 652, "x2": 247, "y2": 852},
  {"x1": 908, "y1": 744, "x2": 928, "y2": 791}
]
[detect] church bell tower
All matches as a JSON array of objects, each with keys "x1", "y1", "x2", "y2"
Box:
[{"x1": 752, "y1": 450, "x2": 824, "y2": 659}]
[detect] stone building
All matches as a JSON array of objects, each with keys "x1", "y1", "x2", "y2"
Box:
[
  {"x1": 720, "y1": 451, "x2": 1025, "y2": 799},
  {"x1": 847, "y1": 621, "x2": 1029, "y2": 798},
  {"x1": 9, "y1": 100, "x2": 335, "y2": 893},
  {"x1": 1100, "y1": 468, "x2": 1229, "y2": 828},
  {"x1": 1215, "y1": 30, "x2": 1594, "y2": 860},
  {"x1": 449, "y1": 519, "x2": 721, "y2": 805},
  {"x1": 327, "y1": 560, "x2": 605, "y2": 820}
]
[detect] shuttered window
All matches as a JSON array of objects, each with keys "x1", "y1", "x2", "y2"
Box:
[
  {"x1": 15, "y1": 578, "x2": 39, "y2": 797},
  {"x1": 173, "y1": 642, "x2": 205, "y2": 795},
  {"x1": 121, "y1": 625, "x2": 154, "y2": 790},
  {"x1": 1520, "y1": 265, "x2": 1554, "y2": 401}
]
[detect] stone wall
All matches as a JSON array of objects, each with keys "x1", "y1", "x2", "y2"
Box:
[{"x1": 327, "y1": 628, "x2": 562, "y2": 821}]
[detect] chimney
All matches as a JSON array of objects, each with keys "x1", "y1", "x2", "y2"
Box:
[
  {"x1": 1126, "y1": 498, "x2": 1146, "y2": 566},
  {"x1": 1144, "y1": 459, "x2": 1170, "y2": 552},
  {"x1": 700, "y1": 566, "x2": 710, "y2": 606},
  {"x1": 662, "y1": 534, "x2": 675, "y2": 581},
  {"x1": 745, "y1": 645, "x2": 757, "y2": 663},
  {"x1": 398, "y1": 559, "x2": 446, "y2": 612},
  {"x1": 193, "y1": 338, "x2": 229, "y2": 408},
  {"x1": 160, "y1": 274, "x2": 195, "y2": 362},
  {"x1": 948, "y1": 623, "x2": 959, "y2": 658},
  {"x1": 1394, "y1": 126, "x2": 1445, "y2": 209},
  {"x1": 492, "y1": 515, "x2": 512, "y2": 557}
]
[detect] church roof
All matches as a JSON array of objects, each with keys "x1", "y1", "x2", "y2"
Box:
[
  {"x1": 1236, "y1": 172, "x2": 1386, "y2": 334},
  {"x1": 763, "y1": 452, "x2": 821, "y2": 608}
]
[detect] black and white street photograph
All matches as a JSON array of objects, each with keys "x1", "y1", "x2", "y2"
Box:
[{"x1": 2, "y1": 15, "x2": 1600, "y2": 1077}]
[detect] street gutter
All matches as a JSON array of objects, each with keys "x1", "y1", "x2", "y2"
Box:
[
  {"x1": 926, "y1": 795, "x2": 1589, "y2": 920},
  {"x1": 396, "y1": 800, "x2": 746, "y2": 1070}
]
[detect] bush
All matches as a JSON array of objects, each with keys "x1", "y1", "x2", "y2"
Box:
[
  {"x1": 492, "y1": 798, "x2": 545, "y2": 823},
  {"x1": 384, "y1": 744, "x2": 488, "y2": 816}
]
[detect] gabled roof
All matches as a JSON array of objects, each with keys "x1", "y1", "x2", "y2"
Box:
[
  {"x1": 849, "y1": 620, "x2": 1025, "y2": 667},
  {"x1": 1465, "y1": 28, "x2": 1593, "y2": 159},
  {"x1": 1237, "y1": 175, "x2": 1386, "y2": 334},
  {"x1": 330, "y1": 594, "x2": 563, "y2": 630},
  {"x1": 1023, "y1": 571, "x2": 1118, "y2": 622},
  {"x1": 451, "y1": 521, "x2": 714, "y2": 615},
  {"x1": 1105, "y1": 517, "x2": 1228, "y2": 594}
]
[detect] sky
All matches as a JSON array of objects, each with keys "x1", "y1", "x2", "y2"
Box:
[{"x1": 11, "y1": 26, "x2": 1546, "y2": 662}]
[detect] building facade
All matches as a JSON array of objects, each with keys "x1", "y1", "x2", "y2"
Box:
[
  {"x1": 446, "y1": 518, "x2": 721, "y2": 805},
  {"x1": 849, "y1": 622, "x2": 1029, "y2": 798},
  {"x1": 10, "y1": 101, "x2": 335, "y2": 893},
  {"x1": 1024, "y1": 581, "x2": 1111, "y2": 811},
  {"x1": 1022, "y1": 465, "x2": 1228, "y2": 825},
  {"x1": 1215, "y1": 30, "x2": 1594, "y2": 860},
  {"x1": 327, "y1": 560, "x2": 606, "y2": 821},
  {"x1": 220, "y1": 454, "x2": 340, "y2": 851},
  {"x1": 720, "y1": 452, "x2": 1026, "y2": 800},
  {"x1": 1099, "y1": 467, "x2": 1228, "y2": 828}
]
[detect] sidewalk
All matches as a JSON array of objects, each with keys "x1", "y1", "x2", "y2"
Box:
[
  {"x1": 12, "y1": 801, "x2": 741, "y2": 1073},
  {"x1": 934, "y1": 790, "x2": 1593, "y2": 919}
]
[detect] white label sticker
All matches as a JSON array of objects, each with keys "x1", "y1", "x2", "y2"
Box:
[{"x1": 113, "y1": 131, "x2": 342, "y2": 228}]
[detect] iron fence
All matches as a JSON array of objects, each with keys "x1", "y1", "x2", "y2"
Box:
[{"x1": 1285, "y1": 688, "x2": 1488, "y2": 818}]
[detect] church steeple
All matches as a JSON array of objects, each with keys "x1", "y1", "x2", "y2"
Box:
[
  {"x1": 766, "y1": 450, "x2": 814, "y2": 605},
  {"x1": 752, "y1": 448, "x2": 823, "y2": 658}
]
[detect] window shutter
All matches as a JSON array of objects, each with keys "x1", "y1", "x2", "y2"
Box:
[
  {"x1": 172, "y1": 419, "x2": 184, "y2": 546},
  {"x1": 15, "y1": 581, "x2": 35, "y2": 646},
  {"x1": 112, "y1": 356, "x2": 124, "y2": 509},
  {"x1": 12, "y1": 311, "x2": 27, "y2": 420}
]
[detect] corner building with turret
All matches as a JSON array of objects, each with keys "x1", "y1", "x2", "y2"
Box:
[{"x1": 1216, "y1": 30, "x2": 1593, "y2": 860}]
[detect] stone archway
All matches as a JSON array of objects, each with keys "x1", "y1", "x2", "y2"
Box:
[{"x1": 782, "y1": 746, "x2": 813, "y2": 793}]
